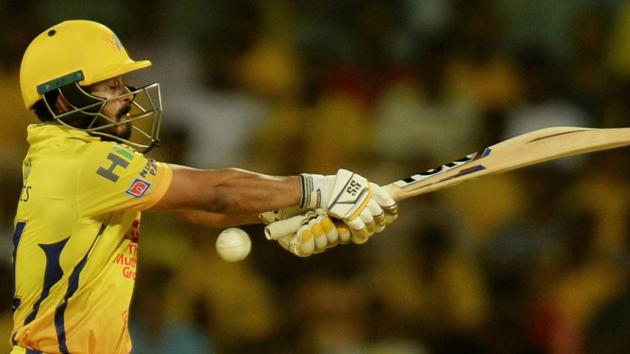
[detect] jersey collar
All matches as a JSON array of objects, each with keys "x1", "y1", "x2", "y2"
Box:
[{"x1": 27, "y1": 123, "x2": 101, "y2": 146}]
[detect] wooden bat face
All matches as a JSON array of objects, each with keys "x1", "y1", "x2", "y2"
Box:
[
  {"x1": 265, "y1": 126, "x2": 629, "y2": 240},
  {"x1": 393, "y1": 149, "x2": 489, "y2": 189},
  {"x1": 384, "y1": 127, "x2": 630, "y2": 201}
]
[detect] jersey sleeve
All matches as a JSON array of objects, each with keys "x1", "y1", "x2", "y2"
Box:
[{"x1": 76, "y1": 142, "x2": 173, "y2": 217}]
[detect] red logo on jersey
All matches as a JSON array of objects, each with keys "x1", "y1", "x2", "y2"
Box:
[
  {"x1": 124, "y1": 220, "x2": 141, "y2": 243},
  {"x1": 126, "y1": 178, "x2": 151, "y2": 198}
]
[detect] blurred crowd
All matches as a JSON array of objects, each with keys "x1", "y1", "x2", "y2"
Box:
[{"x1": 1, "y1": 0, "x2": 630, "y2": 353}]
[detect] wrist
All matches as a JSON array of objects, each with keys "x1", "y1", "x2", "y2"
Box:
[{"x1": 299, "y1": 173, "x2": 330, "y2": 209}]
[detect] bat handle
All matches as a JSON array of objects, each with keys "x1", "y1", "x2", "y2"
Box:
[
  {"x1": 381, "y1": 183, "x2": 404, "y2": 202},
  {"x1": 264, "y1": 214, "x2": 306, "y2": 240}
]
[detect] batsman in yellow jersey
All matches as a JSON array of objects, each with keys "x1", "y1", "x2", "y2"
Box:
[{"x1": 10, "y1": 20, "x2": 399, "y2": 354}]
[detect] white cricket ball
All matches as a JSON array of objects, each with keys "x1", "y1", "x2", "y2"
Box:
[{"x1": 216, "y1": 227, "x2": 252, "y2": 262}]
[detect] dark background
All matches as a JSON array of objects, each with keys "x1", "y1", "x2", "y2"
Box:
[{"x1": 1, "y1": 1, "x2": 629, "y2": 353}]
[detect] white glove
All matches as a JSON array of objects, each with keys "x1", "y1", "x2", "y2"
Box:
[
  {"x1": 300, "y1": 169, "x2": 398, "y2": 243},
  {"x1": 259, "y1": 206, "x2": 303, "y2": 225},
  {"x1": 265, "y1": 209, "x2": 352, "y2": 257},
  {"x1": 371, "y1": 183, "x2": 399, "y2": 226}
]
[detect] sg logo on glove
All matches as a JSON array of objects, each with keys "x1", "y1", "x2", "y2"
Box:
[{"x1": 345, "y1": 180, "x2": 362, "y2": 196}]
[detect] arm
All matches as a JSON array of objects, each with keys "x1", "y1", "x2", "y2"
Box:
[
  {"x1": 148, "y1": 165, "x2": 398, "y2": 255},
  {"x1": 148, "y1": 164, "x2": 301, "y2": 214},
  {"x1": 168, "y1": 209, "x2": 261, "y2": 228}
]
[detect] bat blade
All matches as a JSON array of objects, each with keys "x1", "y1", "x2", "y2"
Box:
[
  {"x1": 383, "y1": 126, "x2": 630, "y2": 201},
  {"x1": 265, "y1": 126, "x2": 629, "y2": 240}
]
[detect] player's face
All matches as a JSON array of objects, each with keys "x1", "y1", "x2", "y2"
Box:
[{"x1": 87, "y1": 77, "x2": 134, "y2": 139}]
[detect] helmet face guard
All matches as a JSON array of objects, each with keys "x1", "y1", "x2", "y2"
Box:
[
  {"x1": 42, "y1": 79, "x2": 163, "y2": 152},
  {"x1": 20, "y1": 20, "x2": 163, "y2": 152}
]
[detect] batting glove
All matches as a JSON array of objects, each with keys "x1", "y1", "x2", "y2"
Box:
[
  {"x1": 265, "y1": 209, "x2": 352, "y2": 257},
  {"x1": 300, "y1": 169, "x2": 398, "y2": 243}
]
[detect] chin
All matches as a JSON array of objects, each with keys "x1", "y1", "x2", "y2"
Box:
[
  {"x1": 117, "y1": 126, "x2": 132, "y2": 140},
  {"x1": 103, "y1": 123, "x2": 132, "y2": 141}
]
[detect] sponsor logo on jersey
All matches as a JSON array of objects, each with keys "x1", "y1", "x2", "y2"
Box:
[
  {"x1": 19, "y1": 185, "x2": 31, "y2": 202},
  {"x1": 115, "y1": 220, "x2": 140, "y2": 280},
  {"x1": 96, "y1": 145, "x2": 137, "y2": 182},
  {"x1": 112, "y1": 145, "x2": 135, "y2": 161},
  {"x1": 126, "y1": 178, "x2": 152, "y2": 198},
  {"x1": 97, "y1": 153, "x2": 129, "y2": 182},
  {"x1": 140, "y1": 159, "x2": 158, "y2": 178},
  {"x1": 124, "y1": 220, "x2": 141, "y2": 243}
]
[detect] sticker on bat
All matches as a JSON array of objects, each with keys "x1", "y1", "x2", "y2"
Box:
[{"x1": 394, "y1": 148, "x2": 492, "y2": 188}]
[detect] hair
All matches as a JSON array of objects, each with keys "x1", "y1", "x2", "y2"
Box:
[
  {"x1": 32, "y1": 92, "x2": 58, "y2": 122},
  {"x1": 31, "y1": 89, "x2": 97, "y2": 129}
]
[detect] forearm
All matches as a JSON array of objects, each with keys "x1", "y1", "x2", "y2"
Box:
[
  {"x1": 208, "y1": 168, "x2": 301, "y2": 213},
  {"x1": 169, "y1": 209, "x2": 261, "y2": 228},
  {"x1": 151, "y1": 165, "x2": 302, "y2": 214}
]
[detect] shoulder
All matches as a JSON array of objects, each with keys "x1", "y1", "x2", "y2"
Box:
[{"x1": 79, "y1": 142, "x2": 149, "y2": 181}]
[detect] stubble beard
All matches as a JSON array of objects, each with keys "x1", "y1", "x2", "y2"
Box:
[{"x1": 99, "y1": 103, "x2": 133, "y2": 141}]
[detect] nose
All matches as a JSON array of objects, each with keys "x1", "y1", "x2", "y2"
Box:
[{"x1": 119, "y1": 86, "x2": 134, "y2": 103}]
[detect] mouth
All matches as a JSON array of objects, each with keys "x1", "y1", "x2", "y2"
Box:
[
  {"x1": 117, "y1": 104, "x2": 133, "y2": 120},
  {"x1": 119, "y1": 113, "x2": 131, "y2": 123}
]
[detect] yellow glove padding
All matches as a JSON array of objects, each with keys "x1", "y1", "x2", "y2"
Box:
[
  {"x1": 300, "y1": 170, "x2": 399, "y2": 243},
  {"x1": 265, "y1": 206, "x2": 397, "y2": 257}
]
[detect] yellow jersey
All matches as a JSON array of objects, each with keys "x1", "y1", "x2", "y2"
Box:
[{"x1": 9, "y1": 124, "x2": 173, "y2": 354}]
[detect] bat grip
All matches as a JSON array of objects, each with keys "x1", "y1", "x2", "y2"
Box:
[
  {"x1": 264, "y1": 214, "x2": 306, "y2": 240},
  {"x1": 382, "y1": 183, "x2": 404, "y2": 202}
]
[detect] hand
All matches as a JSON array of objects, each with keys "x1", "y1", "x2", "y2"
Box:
[
  {"x1": 265, "y1": 209, "x2": 352, "y2": 257},
  {"x1": 300, "y1": 169, "x2": 399, "y2": 242}
]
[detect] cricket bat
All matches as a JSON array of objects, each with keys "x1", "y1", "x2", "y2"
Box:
[
  {"x1": 382, "y1": 126, "x2": 630, "y2": 201},
  {"x1": 266, "y1": 126, "x2": 630, "y2": 239}
]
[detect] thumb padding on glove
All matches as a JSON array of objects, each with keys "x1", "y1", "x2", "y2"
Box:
[
  {"x1": 370, "y1": 183, "x2": 399, "y2": 224},
  {"x1": 264, "y1": 214, "x2": 305, "y2": 240}
]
